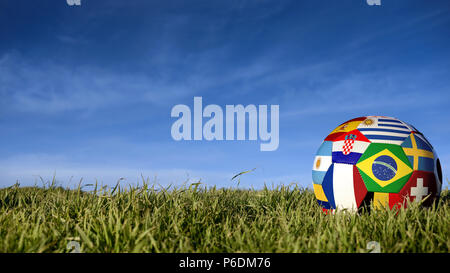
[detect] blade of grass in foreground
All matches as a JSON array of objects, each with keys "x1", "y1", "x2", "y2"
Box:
[{"x1": 0, "y1": 183, "x2": 448, "y2": 253}]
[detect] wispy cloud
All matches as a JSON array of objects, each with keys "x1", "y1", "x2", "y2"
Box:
[
  {"x1": 346, "y1": 9, "x2": 450, "y2": 50},
  {"x1": 0, "y1": 52, "x2": 184, "y2": 114},
  {"x1": 0, "y1": 153, "x2": 233, "y2": 189},
  {"x1": 280, "y1": 67, "x2": 449, "y2": 119},
  {"x1": 0, "y1": 47, "x2": 284, "y2": 115}
]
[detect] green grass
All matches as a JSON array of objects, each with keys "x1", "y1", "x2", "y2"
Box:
[{"x1": 0, "y1": 181, "x2": 449, "y2": 253}]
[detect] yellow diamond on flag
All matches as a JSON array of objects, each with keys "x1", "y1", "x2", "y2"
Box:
[{"x1": 356, "y1": 148, "x2": 412, "y2": 188}]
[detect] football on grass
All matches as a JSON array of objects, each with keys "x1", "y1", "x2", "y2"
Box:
[{"x1": 312, "y1": 116, "x2": 442, "y2": 212}]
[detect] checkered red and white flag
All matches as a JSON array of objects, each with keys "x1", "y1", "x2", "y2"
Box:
[{"x1": 342, "y1": 134, "x2": 357, "y2": 155}]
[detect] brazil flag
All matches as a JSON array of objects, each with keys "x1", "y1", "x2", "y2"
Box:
[{"x1": 356, "y1": 143, "x2": 413, "y2": 193}]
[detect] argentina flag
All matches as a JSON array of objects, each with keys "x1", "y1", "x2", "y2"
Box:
[{"x1": 312, "y1": 141, "x2": 332, "y2": 185}]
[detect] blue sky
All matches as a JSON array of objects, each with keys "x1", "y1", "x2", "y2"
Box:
[{"x1": 0, "y1": 0, "x2": 449, "y2": 189}]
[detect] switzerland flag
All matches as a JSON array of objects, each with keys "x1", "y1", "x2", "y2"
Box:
[{"x1": 389, "y1": 171, "x2": 438, "y2": 208}]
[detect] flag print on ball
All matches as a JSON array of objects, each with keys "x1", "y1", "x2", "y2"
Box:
[
  {"x1": 357, "y1": 116, "x2": 413, "y2": 145},
  {"x1": 398, "y1": 171, "x2": 438, "y2": 206},
  {"x1": 373, "y1": 171, "x2": 440, "y2": 209},
  {"x1": 312, "y1": 116, "x2": 442, "y2": 212},
  {"x1": 321, "y1": 163, "x2": 368, "y2": 211},
  {"x1": 324, "y1": 117, "x2": 366, "y2": 141},
  {"x1": 401, "y1": 133, "x2": 434, "y2": 172},
  {"x1": 342, "y1": 135, "x2": 356, "y2": 155},
  {"x1": 356, "y1": 144, "x2": 413, "y2": 193},
  {"x1": 331, "y1": 129, "x2": 370, "y2": 165},
  {"x1": 312, "y1": 141, "x2": 332, "y2": 185}
]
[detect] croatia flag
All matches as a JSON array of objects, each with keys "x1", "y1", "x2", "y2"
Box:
[{"x1": 332, "y1": 130, "x2": 371, "y2": 165}]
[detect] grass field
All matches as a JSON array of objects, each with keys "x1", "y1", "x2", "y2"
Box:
[{"x1": 0, "y1": 181, "x2": 449, "y2": 253}]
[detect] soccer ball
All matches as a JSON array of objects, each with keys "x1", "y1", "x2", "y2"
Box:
[{"x1": 312, "y1": 116, "x2": 442, "y2": 212}]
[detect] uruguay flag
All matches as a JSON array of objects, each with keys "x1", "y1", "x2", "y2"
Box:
[{"x1": 357, "y1": 116, "x2": 412, "y2": 145}]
